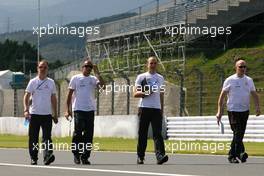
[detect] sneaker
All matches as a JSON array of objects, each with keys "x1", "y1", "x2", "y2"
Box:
[
  {"x1": 137, "y1": 157, "x2": 144, "y2": 164},
  {"x1": 239, "y1": 152, "x2": 248, "y2": 163},
  {"x1": 44, "y1": 154, "x2": 55, "y2": 165},
  {"x1": 157, "y1": 155, "x2": 168, "y2": 165},
  {"x1": 31, "y1": 159, "x2": 37, "y2": 165},
  {"x1": 74, "y1": 155, "x2": 81, "y2": 164},
  {"x1": 81, "y1": 158, "x2": 91, "y2": 165},
  {"x1": 228, "y1": 157, "x2": 239, "y2": 164}
]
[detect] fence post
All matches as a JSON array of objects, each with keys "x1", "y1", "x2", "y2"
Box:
[
  {"x1": 118, "y1": 71, "x2": 131, "y2": 115},
  {"x1": 175, "y1": 70, "x2": 185, "y2": 117},
  {"x1": 111, "y1": 80, "x2": 115, "y2": 115},
  {"x1": 96, "y1": 89, "x2": 100, "y2": 116},
  {"x1": 192, "y1": 68, "x2": 204, "y2": 116},
  {"x1": 180, "y1": 73, "x2": 185, "y2": 117},
  {"x1": 126, "y1": 77, "x2": 130, "y2": 115},
  {"x1": 214, "y1": 64, "x2": 225, "y2": 87},
  {"x1": 197, "y1": 69, "x2": 204, "y2": 116}
]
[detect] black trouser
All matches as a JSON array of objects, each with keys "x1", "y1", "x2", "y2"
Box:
[
  {"x1": 72, "y1": 110, "x2": 95, "y2": 159},
  {"x1": 28, "y1": 114, "x2": 53, "y2": 161},
  {"x1": 228, "y1": 111, "x2": 249, "y2": 158},
  {"x1": 137, "y1": 107, "x2": 166, "y2": 160}
]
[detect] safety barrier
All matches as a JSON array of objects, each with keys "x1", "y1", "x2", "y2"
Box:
[{"x1": 167, "y1": 115, "x2": 264, "y2": 142}]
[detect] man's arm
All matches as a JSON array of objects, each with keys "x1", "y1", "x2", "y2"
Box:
[
  {"x1": 23, "y1": 92, "x2": 31, "y2": 118},
  {"x1": 51, "y1": 94, "x2": 58, "y2": 124},
  {"x1": 216, "y1": 90, "x2": 227, "y2": 124},
  {"x1": 93, "y1": 65, "x2": 106, "y2": 90},
  {"x1": 251, "y1": 91, "x2": 261, "y2": 116},
  {"x1": 65, "y1": 89, "x2": 74, "y2": 120}
]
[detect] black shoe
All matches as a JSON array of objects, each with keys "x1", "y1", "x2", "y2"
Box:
[
  {"x1": 74, "y1": 155, "x2": 81, "y2": 164},
  {"x1": 44, "y1": 154, "x2": 55, "y2": 165},
  {"x1": 81, "y1": 158, "x2": 91, "y2": 165},
  {"x1": 239, "y1": 152, "x2": 248, "y2": 163},
  {"x1": 228, "y1": 157, "x2": 239, "y2": 164},
  {"x1": 31, "y1": 159, "x2": 37, "y2": 165},
  {"x1": 137, "y1": 157, "x2": 144, "y2": 164},
  {"x1": 157, "y1": 155, "x2": 168, "y2": 165}
]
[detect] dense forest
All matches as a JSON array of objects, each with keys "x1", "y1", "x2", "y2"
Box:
[{"x1": 0, "y1": 40, "x2": 63, "y2": 74}]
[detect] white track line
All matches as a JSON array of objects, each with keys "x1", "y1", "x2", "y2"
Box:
[
  {"x1": 0, "y1": 148, "x2": 263, "y2": 159},
  {"x1": 0, "y1": 162, "x2": 198, "y2": 176}
]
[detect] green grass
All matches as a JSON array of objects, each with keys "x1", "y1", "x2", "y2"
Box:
[{"x1": 1, "y1": 135, "x2": 264, "y2": 156}]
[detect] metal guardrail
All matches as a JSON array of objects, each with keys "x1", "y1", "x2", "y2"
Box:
[{"x1": 167, "y1": 116, "x2": 264, "y2": 142}]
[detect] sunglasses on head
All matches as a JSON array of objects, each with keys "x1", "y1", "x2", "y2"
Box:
[
  {"x1": 83, "y1": 64, "x2": 93, "y2": 69},
  {"x1": 238, "y1": 66, "x2": 246, "y2": 69}
]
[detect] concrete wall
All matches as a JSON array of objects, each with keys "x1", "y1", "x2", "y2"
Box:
[
  {"x1": 0, "y1": 115, "x2": 167, "y2": 139},
  {"x1": 0, "y1": 89, "x2": 24, "y2": 117}
]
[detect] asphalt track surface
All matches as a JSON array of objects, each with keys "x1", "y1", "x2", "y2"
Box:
[{"x1": 0, "y1": 149, "x2": 263, "y2": 176}]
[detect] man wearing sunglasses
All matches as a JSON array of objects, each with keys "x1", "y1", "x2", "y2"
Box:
[
  {"x1": 23, "y1": 60, "x2": 58, "y2": 165},
  {"x1": 216, "y1": 58, "x2": 260, "y2": 163},
  {"x1": 65, "y1": 59, "x2": 105, "y2": 165}
]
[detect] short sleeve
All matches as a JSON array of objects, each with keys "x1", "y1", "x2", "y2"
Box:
[
  {"x1": 160, "y1": 76, "x2": 165, "y2": 86},
  {"x1": 51, "y1": 80, "x2": 56, "y2": 94},
  {"x1": 69, "y1": 77, "x2": 76, "y2": 90},
  {"x1": 93, "y1": 76, "x2": 100, "y2": 88},
  {"x1": 135, "y1": 75, "x2": 142, "y2": 86},
  {"x1": 25, "y1": 80, "x2": 34, "y2": 93},
  {"x1": 249, "y1": 78, "x2": 256, "y2": 92},
  {"x1": 222, "y1": 78, "x2": 230, "y2": 92}
]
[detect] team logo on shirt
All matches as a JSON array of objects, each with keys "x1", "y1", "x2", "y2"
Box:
[
  {"x1": 79, "y1": 80, "x2": 86, "y2": 88},
  {"x1": 235, "y1": 81, "x2": 240, "y2": 88},
  {"x1": 245, "y1": 81, "x2": 248, "y2": 86},
  {"x1": 44, "y1": 85, "x2": 49, "y2": 89}
]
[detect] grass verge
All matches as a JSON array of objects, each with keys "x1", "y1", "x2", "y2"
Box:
[{"x1": 0, "y1": 134, "x2": 264, "y2": 156}]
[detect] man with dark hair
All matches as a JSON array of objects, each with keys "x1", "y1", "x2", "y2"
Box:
[
  {"x1": 65, "y1": 59, "x2": 105, "y2": 165},
  {"x1": 216, "y1": 59, "x2": 260, "y2": 163},
  {"x1": 24, "y1": 60, "x2": 58, "y2": 165},
  {"x1": 134, "y1": 56, "x2": 168, "y2": 165}
]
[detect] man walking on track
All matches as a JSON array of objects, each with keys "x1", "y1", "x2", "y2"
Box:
[
  {"x1": 23, "y1": 60, "x2": 58, "y2": 165},
  {"x1": 65, "y1": 59, "x2": 105, "y2": 165},
  {"x1": 216, "y1": 58, "x2": 261, "y2": 163},
  {"x1": 134, "y1": 56, "x2": 168, "y2": 165}
]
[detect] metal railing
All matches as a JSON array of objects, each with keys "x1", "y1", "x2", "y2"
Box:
[{"x1": 87, "y1": 0, "x2": 224, "y2": 42}]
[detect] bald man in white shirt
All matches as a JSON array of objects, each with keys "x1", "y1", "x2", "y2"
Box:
[
  {"x1": 134, "y1": 56, "x2": 168, "y2": 165},
  {"x1": 216, "y1": 59, "x2": 260, "y2": 163}
]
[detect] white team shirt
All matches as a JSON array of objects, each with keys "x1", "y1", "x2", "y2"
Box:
[
  {"x1": 222, "y1": 74, "x2": 256, "y2": 112},
  {"x1": 135, "y1": 72, "x2": 165, "y2": 109},
  {"x1": 26, "y1": 77, "x2": 56, "y2": 115},
  {"x1": 69, "y1": 74, "x2": 99, "y2": 112}
]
